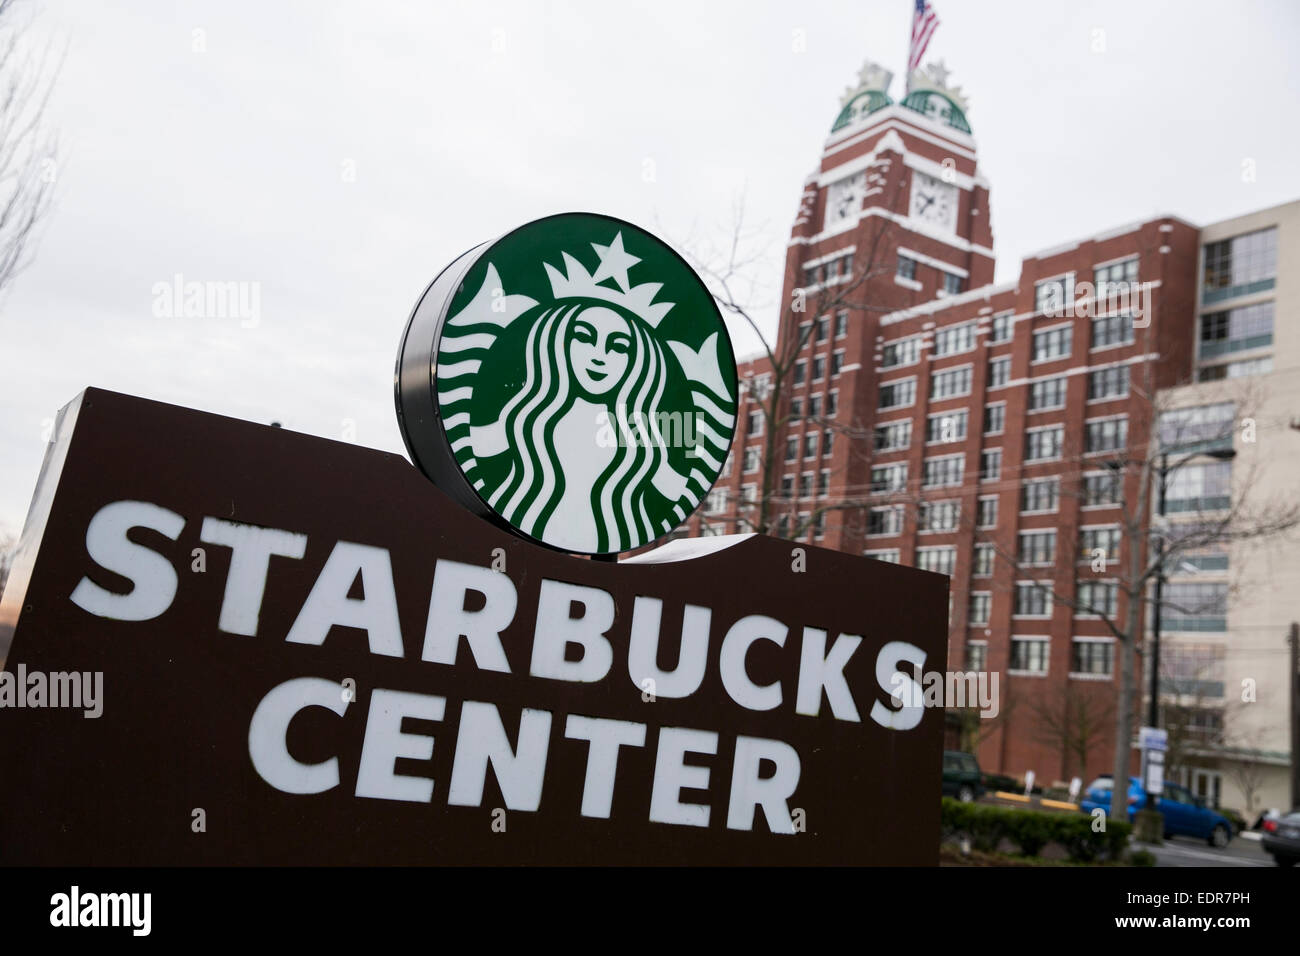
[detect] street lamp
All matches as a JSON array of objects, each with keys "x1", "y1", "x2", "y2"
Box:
[{"x1": 1144, "y1": 445, "x2": 1237, "y2": 813}]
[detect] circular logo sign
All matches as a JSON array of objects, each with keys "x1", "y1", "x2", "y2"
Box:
[{"x1": 395, "y1": 213, "x2": 738, "y2": 556}]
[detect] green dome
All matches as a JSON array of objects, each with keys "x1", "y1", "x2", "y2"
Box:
[
  {"x1": 900, "y1": 89, "x2": 971, "y2": 134},
  {"x1": 831, "y1": 90, "x2": 893, "y2": 132}
]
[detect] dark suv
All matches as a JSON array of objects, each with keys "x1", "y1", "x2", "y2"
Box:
[{"x1": 942, "y1": 750, "x2": 983, "y2": 802}]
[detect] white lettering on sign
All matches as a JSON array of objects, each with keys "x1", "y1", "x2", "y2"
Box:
[{"x1": 68, "y1": 497, "x2": 940, "y2": 834}]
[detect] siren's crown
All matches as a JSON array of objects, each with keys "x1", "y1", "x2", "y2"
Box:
[{"x1": 544, "y1": 232, "x2": 675, "y2": 328}]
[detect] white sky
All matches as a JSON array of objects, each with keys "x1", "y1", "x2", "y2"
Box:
[{"x1": 2, "y1": 0, "x2": 1298, "y2": 536}]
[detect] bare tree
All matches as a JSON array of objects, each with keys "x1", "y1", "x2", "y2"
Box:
[
  {"x1": 0, "y1": 0, "x2": 60, "y2": 296},
  {"x1": 969, "y1": 370, "x2": 1300, "y2": 819},
  {"x1": 677, "y1": 173, "x2": 906, "y2": 537},
  {"x1": 0, "y1": 527, "x2": 15, "y2": 596},
  {"x1": 1029, "y1": 679, "x2": 1116, "y2": 782}
]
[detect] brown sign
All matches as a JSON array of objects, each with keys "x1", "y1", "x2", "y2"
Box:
[{"x1": 0, "y1": 388, "x2": 948, "y2": 865}]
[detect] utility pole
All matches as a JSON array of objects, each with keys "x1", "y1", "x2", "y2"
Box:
[{"x1": 1290, "y1": 621, "x2": 1299, "y2": 811}]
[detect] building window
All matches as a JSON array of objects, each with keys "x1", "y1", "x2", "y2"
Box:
[
  {"x1": 703, "y1": 489, "x2": 727, "y2": 514},
  {"x1": 823, "y1": 428, "x2": 834, "y2": 456},
  {"x1": 934, "y1": 322, "x2": 976, "y2": 357},
  {"x1": 873, "y1": 420, "x2": 912, "y2": 452},
  {"x1": 798, "y1": 472, "x2": 813, "y2": 499},
  {"x1": 1035, "y1": 274, "x2": 1075, "y2": 315},
  {"x1": 1025, "y1": 425, "x2": 1064, "y2": 462},
  {"x1": 897, "y1": 254, "x2": 918, "y2": 281},
  {"x1": 1199, "y1": 302, "x2": 1274, "y2": 358},
  {"x1": 793, "y1": 360, "x2": 806, "y2": 385},
  {"x1": 781, "y1": 474, "x2": 794, "y2": 497},
  {"x1": 926, "y1": 409, "x2": 969, "y2": 444},
  {"x1": 1088, "y1": 365, "x2": 1130, "y2": 401},
  {"x1": 812, "y1": 511, "x2": 826, "y2": 538},
  {"x1": 984, "y1": 403, "x2": 1006, "y2": 435},
  {"x1": 1162, "y1": 582, "x2": 1228, "y2": 632},
  {"x1": 1071, "y1": 638, "x2": 1114, "y2": 677},
  {"x1": 990, "y1": 312, "x2": 1014, "y2": 344},
  {"x1": 919, "y1": 499, "x2": 961, "y2": 533},
  {"x1": 930, "y1": 365, "x2": 972, "y2": 400},
  {"x1": 922, "y1": 454, "x2": 964, "y2": 489},
  {"x1": 1161, "y1": 644, "x2": 1226, "y2": 697},
  {"x1": 790, "y1": 397, "x2": 803, "y2": 418},
  {"x1": 942, "y1": 272, "x2": 964, "y2": 295},
  {"x1": 826, "y1": 390, "x2": 838, "y2": 417},
  {"x1": 916, "y1": 546, "x2": 956, "y2": 576},
  {"x1": 977, "y1": 496, "x2": 998, "y2": 529},
  {"x1": 1084, "y1": 416, "x2": 1128, "y2": 455},
  {"x1": 719, "y1": 451, "x2": 733, "y2": 479},
  {"x1": 1076, "y1": 580, "x2": 1119, "y2": 618},
  {"x1": 973, "y1": 543, "x2": 995, "y2": 577},
  {"x1": 1202, "y1": 227, "x2": 1278, "y2": 303},
  {"x1": 835, "y1": 309, "x2": 848, "y2": 338},
  {"x1": 878, "y1": 378, "x2": 917, "y2": 410},
  {"x1": 979, "y1": 448, "x2": 1002, "y2": 482},
  {"x1": 746, "y1": 410, "x2": 763, "y2": 436},
  {"x1": 1028, "y1": 376, "x2": 1067, "y2": 411},
  {"x1": 1197, "y1": 356, "x2": 1275, "y2": 381},
  {"x1": 812, "y1": 356, "x2": 826, "y2": 381},
  {"x1": 881, "y1": 336, "x2": 921, "y2": 369},
  {"x1": 1091, "y1": 312, "x2": 1135, "y2": 350},
  {"x1": 815, "y1": 316, "x2": 828, "y2": 343},
  {"x1": 740, "y1": 484, "x2": 756, "y2": 506},
  {"x1": 1032, "y1": 325, "x2": 1073, "y2": 362},
  {"x1": 808, "y1": 394, "x2": 822, "y2": 419},
  {"x1": 867, "y1": 505, "x2": 903, "y2": 536},
  {"x1": 1158, "y1": 403, "x2": 1235, "y2": 453},
  {"x1": 966, "y1": 641, "x2": 988, "y2": 671},
  {"x1": 744, "y1": 447, "x2": 762, "y2": 472},
  {"x1": 1021, "y1": 477, "x2": 1059, "y2": 514},
  {"x1": 988, "y1": 356, "x2": 1011, "y2": 389},
  {"x1": 804, "y1": 432, "x2": 818, "y2": 459},
  {"x1": 1082, "y1": 471, "x2": 1120, "y2": 507},
  {"x1": 871, "y1": 463, "x2": 908, "y2": 493},
  {"x1": 1010, "y1": 637, "x2": 1050, "y2": 673},
  {"x1": 1013, "y1": 584, "x2": 1051, "y2": 619},
  {"x1": 818, "y1": 469, "x2": 829, "y2": 496},
  {"x1": 831, "y1": 350, "x2": 844, "y2": 376},
  {"x1": 1079, "y1": 526, "x2": 1122, "y2": 564},
  {"x1": 1094, "y1": 258, "x2": 1138, "y2": 298},
  {"x1": 784, "y1": 437, "x2": 798, "y2": 463},
  {"x1": 1165, "y1": 460, "x2": 1232, "y2": 513},
  {"x1": 1018, "y1": 530, "x2": 1057, "y2": 567},
  {"x1": 969, "y1": 592, "x2": 991, "y2": 626},
  {"x1": 866, "y1": 548, "x2": 901, "y2": 564}
]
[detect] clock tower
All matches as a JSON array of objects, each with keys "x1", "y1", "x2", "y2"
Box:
[{"x1": 768, "y1": 57, "x2": 996, "y2": 551}]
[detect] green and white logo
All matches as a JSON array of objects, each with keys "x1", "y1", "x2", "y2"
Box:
[{"x1": 399, "y1": 213, "x2": 738, "y2": 555}]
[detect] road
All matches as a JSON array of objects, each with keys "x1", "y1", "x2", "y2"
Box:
[{"x1": 1141, "y1": 831, "x2": 1277, "y2": 867}]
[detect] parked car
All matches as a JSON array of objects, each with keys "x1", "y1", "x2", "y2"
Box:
[
  {"x1": 1079, "y1": 775, "x2": 1234, "y2": 847},
  {"x1": 942, "y1": 750, "x2": 983, "y2": 802},
  {"x1": 1260, "y1": 811, "x2": 1300, "y2": 866}
]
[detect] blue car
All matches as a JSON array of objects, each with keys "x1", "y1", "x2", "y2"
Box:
[{"x1": 1080, "y1": 775, "x2": 1234, "y2": 847}]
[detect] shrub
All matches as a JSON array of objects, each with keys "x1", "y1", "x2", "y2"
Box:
[
  {"x1": 1128, "y1": 848, "x2": 1157, "y2": 867},
  {"x1": 940, "y1": 798, "x2": 1133, "y2": 863}
]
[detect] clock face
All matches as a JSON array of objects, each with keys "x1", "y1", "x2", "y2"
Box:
[
  {"x1": 824, "y1": 173, "x2": 865, "y2": 230},
  {"x1": 909, "y1": 171, "x2": 958, "y2": 233}
]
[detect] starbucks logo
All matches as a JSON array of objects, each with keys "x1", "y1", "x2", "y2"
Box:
[{"x1": 395, "y1": 213, "x2": 738, "y2": 556}]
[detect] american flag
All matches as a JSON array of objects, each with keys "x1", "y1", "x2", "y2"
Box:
[{"x1": 908, "y1": 0, "x2": 940, "y2": 74}]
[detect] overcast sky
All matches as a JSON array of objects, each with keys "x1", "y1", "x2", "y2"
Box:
[{"x1": 1, "y1": 0, "x2": 1297, "y2": 537}]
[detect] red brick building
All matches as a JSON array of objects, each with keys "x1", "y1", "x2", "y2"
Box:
[{"x1": 681, "y1": 60, "x2": 1207, "y2": 785}]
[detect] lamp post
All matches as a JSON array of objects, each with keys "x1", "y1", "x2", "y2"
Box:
[{"x1": 1143, "y1": 445, "x2": 1237, "y2": 813}]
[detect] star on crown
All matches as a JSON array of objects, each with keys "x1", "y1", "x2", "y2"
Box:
[{"x1": 543, "y1": 231, "x2": 675, "y2": 327}]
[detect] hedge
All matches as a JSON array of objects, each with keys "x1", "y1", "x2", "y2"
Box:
[{"x1": 941, "y1": 798, "x2": 1132, "y2": 862}]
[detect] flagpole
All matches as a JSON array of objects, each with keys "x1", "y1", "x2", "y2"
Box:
[{"x1": 904, "y1": 1, "x2": 911, "y2": 95}]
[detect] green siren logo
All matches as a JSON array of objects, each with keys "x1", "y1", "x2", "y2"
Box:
[{"x1": 395, "y1": 213, "x2": 738, "y2": 556}]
